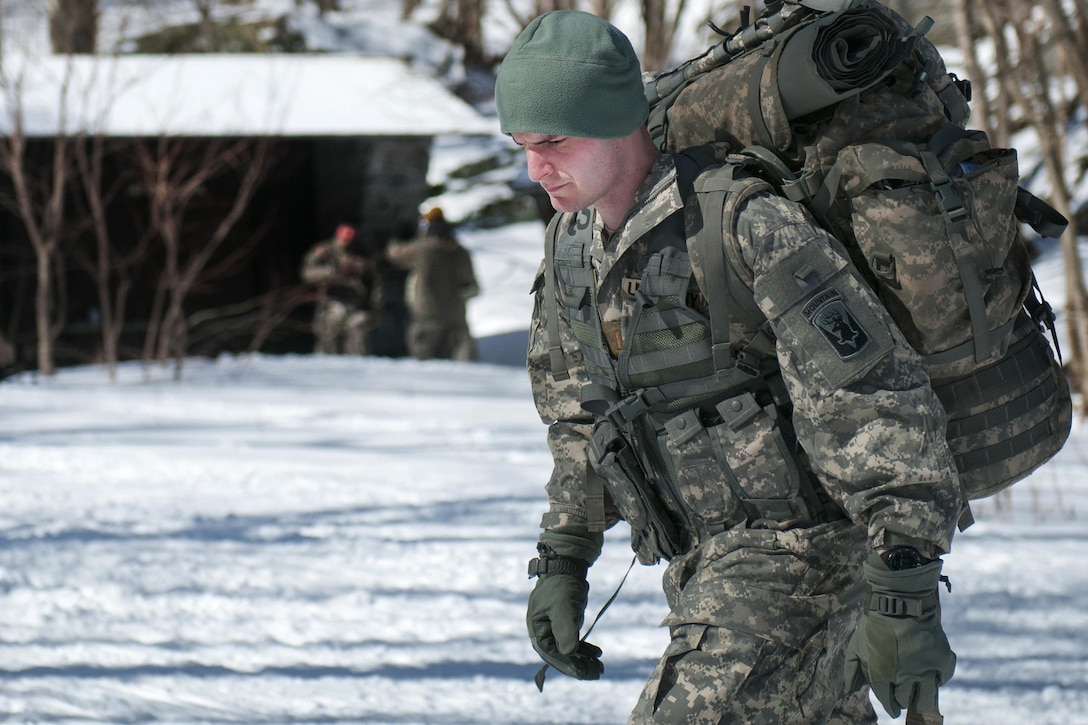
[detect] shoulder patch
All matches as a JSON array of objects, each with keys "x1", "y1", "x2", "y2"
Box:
[{"x1": 801, "y1": 288, "x2": 871, "y2": 360}]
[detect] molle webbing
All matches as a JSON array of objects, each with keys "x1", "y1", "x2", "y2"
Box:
[
  {"x1": 935, "y1": 310, "x2": 1072, "y2": 498},
  {"x1": 543, "y1": 214, "x2": 571, "y2": 381},
  {"x1": 555, "y1": 239, "x2": 616, "y2": 384},
  {"x1": 540, "y1": 167, "x2": 838, "y2": 551},
  {"x1": 545, "y1": 213, "x2": 614, "y2": 384}
]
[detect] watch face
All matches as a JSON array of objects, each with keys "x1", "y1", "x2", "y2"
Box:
[{"x1": 883, "y1": 546, "x2": 924, "y2": 570}]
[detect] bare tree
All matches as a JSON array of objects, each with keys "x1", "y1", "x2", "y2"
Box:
[
  {"x1": 434, "y1": 0, "x2": 488, "y2": 65},
  {"x1": 186, "y1": 284, "x2": 317, "y2": 355},
  {"x1": 0, "y1": 59, "x2": 81, "y2": 377},
  {"x1": 951, "y1": 0, "x2": 1002, "y2": 145},
  {"x1": 1040, "y1": 0, "x2": 1088, "y2": 111},
  {"x1": 69, "y1": 134, "x2": 154, "y2": 379},
  {"x1": 133, "y1": 137, "x2": 273, "y2": 376},
  {"x1": 499, "y1": 0, "x2": 677, "y2": 66},
  {"x1": 972, "y1": 1, "x2": 1088, "y2": 414}
]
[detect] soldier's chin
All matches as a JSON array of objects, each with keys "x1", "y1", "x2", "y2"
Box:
[{"x1": 546, "y1": 193, "x2": 581, "y2": 213}]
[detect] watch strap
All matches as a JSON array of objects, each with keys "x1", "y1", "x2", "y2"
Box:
[{"x1": 527, "y1": 553, "x2": 589, "y2": 579}]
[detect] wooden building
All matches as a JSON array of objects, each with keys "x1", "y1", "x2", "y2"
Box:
[{"x1": 0, "y1": 53, "x2": 493, "y2": 366}]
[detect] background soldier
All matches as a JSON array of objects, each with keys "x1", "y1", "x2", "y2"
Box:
[
  {"x1": 386, "y1": 207, "x2": 480, "y2": 362},
  {"x1": 496, "y1": 11, "x2": 963, "y2": 724},
  {"x1": 300, "y1": 223, "x2": 382, "y2": 356}
]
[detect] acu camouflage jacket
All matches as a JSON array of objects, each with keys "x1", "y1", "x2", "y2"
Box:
[{"x1": 526, "y1": 152, "x2": 964, "y2": 562}]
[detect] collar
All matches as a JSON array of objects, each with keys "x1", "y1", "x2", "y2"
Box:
[{"x1": 590, "y1": 152, "x2": 684, "y2": 283}]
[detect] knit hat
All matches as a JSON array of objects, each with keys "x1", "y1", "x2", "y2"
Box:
[{"x1": 496, "y1": 11, "x2": 648, "y2": 139}]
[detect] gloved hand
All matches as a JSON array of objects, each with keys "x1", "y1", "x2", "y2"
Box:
[
  {"x1": 845, "y1": 551, "x2": 956, "y2": 717},
  {"x1": 526, "y1": 527, "x2": 604, "y2": 681}
]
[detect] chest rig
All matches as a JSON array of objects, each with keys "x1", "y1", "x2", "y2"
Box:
[{"x1": 544, "y1": 159, "x2": 841, "y2": 565}]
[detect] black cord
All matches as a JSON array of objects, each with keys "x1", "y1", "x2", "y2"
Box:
[{"x1": 534, "y1": 554, "x2": 640, "y2": 692}]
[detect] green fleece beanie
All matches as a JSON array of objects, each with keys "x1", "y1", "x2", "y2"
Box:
[{"x1": 496, "y1": 11, "x2": 648, "y2": 139}]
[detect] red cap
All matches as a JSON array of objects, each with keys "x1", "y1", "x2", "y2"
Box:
[{"x1": 335, "y1": 224, "x2": 356, "y2": 241}]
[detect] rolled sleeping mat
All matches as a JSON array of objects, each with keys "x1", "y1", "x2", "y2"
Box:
[{"x1": 776, "y1": 4, "x2": 914, "y2": 120}]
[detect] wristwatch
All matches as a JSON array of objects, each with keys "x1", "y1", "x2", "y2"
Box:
[
  {"x1": 527, "y1": 542, "x2": 589, "y2": 579},
  {"x1": 880, "y1": 545, "x2": 930, "y2": 570}
]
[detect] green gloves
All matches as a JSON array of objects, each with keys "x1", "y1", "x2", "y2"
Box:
[
  {"x1": 845, "y1": 551, "x2": 956, "y2": 718},
  {"x1": 526, "y1": 527, "x2": 604, "y2": 681}
]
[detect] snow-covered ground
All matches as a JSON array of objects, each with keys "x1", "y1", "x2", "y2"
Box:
[{"x1": 1, "y1": 1, "x2": 1086, "y2": 723}]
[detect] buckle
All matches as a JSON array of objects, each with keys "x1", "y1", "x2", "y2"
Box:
[
  {"x1": 871, "y1": 593, "x2": 926, "y2": 618},
  {"x1": 527, "y1": 557, "x2": 544, "y2": 578},
  {"x1": 875, "y1": 594, "x2": 909, "y2": 616}
]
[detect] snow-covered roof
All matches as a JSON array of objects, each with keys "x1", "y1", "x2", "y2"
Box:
[{"x1": 0, "y1": 53, "x2": 495, "y2": 138}]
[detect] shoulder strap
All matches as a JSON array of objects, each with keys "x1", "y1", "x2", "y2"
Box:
[
  {"x1": 676, "y1": 151, "x2": 778, "y2": 379},
  {"x1": 543, "y1": 213, "x2": 573, "y2": 381},
  {"x1": 675, "y1": 153, "x2": 733, "y2": 374}
]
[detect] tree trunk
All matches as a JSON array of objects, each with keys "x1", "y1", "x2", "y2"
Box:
[
  {"x1": 49, "y1": 0, "x2": 98, "y2": 54},
  {"x1": 134, "y1": 137, "x2": 272, "y2": 374},
  {"x1": 978, "y1": 0, "x2": 1088, "y2": 414},
  {"x1": 534, "y1": 0, "x2": 577, "y2": 14},
  {"x1": 0, "y1": 113, "x2": 70, "y2": 377},
  {"x1": 1040, "y1": 0, "x2": 1088, "y2": 112},
  {"x1": 401, "y1": 0, "x2": 424, "y2": 21},
  {"x1": 642, "y1": 0, "x2": 686, "y2": 72},
  {"x1": 951, "y1": 0, "x2": 994, "y2": 142},
  {"x1": 73, "y1": 135, "x2": 128, "y2": 379},
  {"x1": 589, "y1": 0, "x2": 618, "y2": 19},
  {"x1": 453, "y1": 0, "x2": 486, "y2": 66}
]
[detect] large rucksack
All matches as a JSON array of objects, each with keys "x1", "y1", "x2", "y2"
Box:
[{"x1": 639, "y1": 0, "x2": 1072, "y2": 502}]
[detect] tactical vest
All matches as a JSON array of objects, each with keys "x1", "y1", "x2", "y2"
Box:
[{"x1": 545, "y1": 161, "x2": 843, "y2": 565}]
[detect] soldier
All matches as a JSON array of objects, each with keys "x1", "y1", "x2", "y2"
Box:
[
  {"x1": 300, "y1": 223, "x2": 381, "y2": 356},
  {"x1": 495, "y1": 11, "x2": 964, "y2": 724},
  {"x1": 386, "y1": 207, "x2": 480, "y2": 362}
]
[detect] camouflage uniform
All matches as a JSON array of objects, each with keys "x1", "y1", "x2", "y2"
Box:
[
  {"x1": 387, "y1": 222, "x2": 480, "y2": 362},
  {"x1": 301, "y1": 239, "x2": 381, "y2": 356},
  {"x1": 527, "y1": 153, "x2": 964, "y2": 724}
]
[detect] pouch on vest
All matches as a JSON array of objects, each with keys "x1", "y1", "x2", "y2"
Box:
[
  {"x1": 660, "y1": 390, "x2": 814, "y2": 535},
  {"x1": 587, "y1": 418, "x2": 687, "y2": 564}
]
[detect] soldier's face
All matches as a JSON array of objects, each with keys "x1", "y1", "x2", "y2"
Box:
[{"x1": 511, "y1": 133, "x2": 625, "y2": 214}]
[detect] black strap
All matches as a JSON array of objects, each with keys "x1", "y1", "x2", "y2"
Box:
[
  {"x1": 918, "y1": 148, "x2": 992, "y2": 364},
  {"x1": 527, "y1": 553, "x2": 589, "y2": 579},
  {"x1": 1015, "y1": 186, "x2": 1068, "y2": 239},
  {"x1": 1026, "y1": 276, "x2": 1062, "y2": 363},
  {"x1": 543, "y1": 214, "x2": 571, "y2": 381}
]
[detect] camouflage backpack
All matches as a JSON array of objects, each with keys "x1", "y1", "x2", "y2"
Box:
[{"x1": 640, "y1": 0, "x2": 1072, "y2": 502}]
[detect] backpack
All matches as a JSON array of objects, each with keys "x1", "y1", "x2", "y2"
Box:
[{"x1": 638, "y1": 0, "x2": 1072, "y2": 502}]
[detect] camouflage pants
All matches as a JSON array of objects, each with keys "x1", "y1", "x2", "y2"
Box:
[
  {"x1": 407, "y1": 322, "x2": 476, "y2": 362},
  {"x1": 314, "y1": 300, "x2": 375, "y2": 356},
  {"x1": 629, "y1": 522, "x2": 878, "y2": 725}
]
